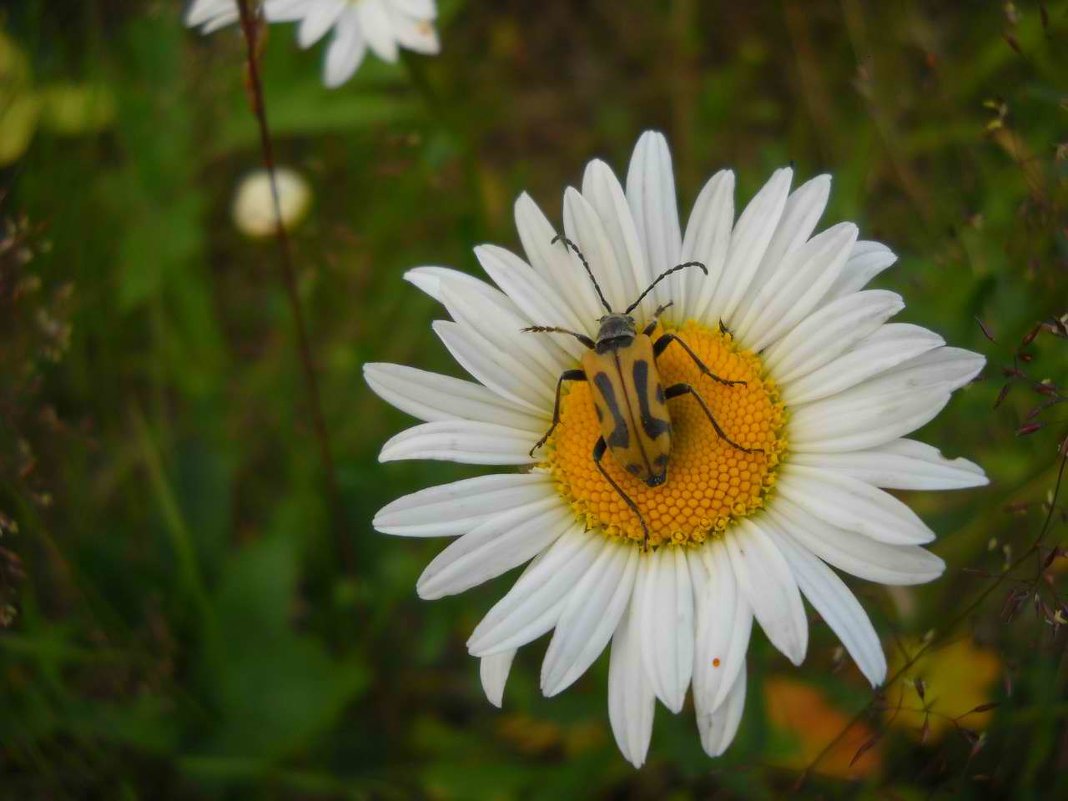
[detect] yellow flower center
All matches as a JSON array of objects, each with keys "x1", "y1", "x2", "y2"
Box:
[{"x1": 543, "y1": 321, "x2": 787, "y2": 547}]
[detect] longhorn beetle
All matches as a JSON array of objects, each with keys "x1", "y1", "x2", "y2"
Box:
[{"x1": 524, "y1": 236, "x2": 762, "y2": 548}]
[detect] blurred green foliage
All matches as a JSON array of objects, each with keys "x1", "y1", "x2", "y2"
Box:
[
  {"x1": 0, "y1": 28, "x2": 115, "y2": 166},
  {"x1": 1, "y1": 0, "x2": 1066, "y2": 798}
]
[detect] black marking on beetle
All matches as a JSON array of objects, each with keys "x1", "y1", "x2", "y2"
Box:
[
  {"x1": 626, "y1": 464, "x2": 643, "y2": 476},
  {"x1": 610, "y1": 351, "x2": 655, "y2": 479},
  {"x1": 633, "y1": 360, "x2": 671, "y2": 441},
  {"x1": 656, "y1": 384, "x2": 666, "y2": 404},
  {"x1": 654, "y1": 453, "x2": 669, "y2": 467},
  {"x1": 593, "y1": 371, "x2": 630, "y2": 450}
]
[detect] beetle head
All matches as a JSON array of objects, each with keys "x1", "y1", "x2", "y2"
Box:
[{"x1": 594, "y1": 314, "x2": 637, "y2": 353}]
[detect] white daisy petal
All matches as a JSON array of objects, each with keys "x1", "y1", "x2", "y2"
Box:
[
  {"x1": 541, "y1": 541, "x2": 639, "y2": 696},
  {"x1": 785, "y1": 323, "x2": 945, "y2": 405},
  {"x1": 708, "y1": 167, "x2": 793, "y2": 325},
  {"x1": 514, "y1": 193, "x2": 602, "y2": 326},
  {"x1": 323, "y1": 11, "x2": 367, "y2": 88},
  {"x1": 433, "y1": 321, "x2": 552, "y2": 413},
  {"x1": 778, "y1": 465, "x2": 936, "y2": 545},
  {"x1": 411, "y1": 267, "x2": 573, "y2": 377},
  {"x1": 795, "y1": 345, "x2": 984, "y2": 414},
  {"x1": 439, "y1": 282, "x2": 568, "y2": 383},
  {"x1": 768, "y1": 529, "x2": 887, "y2": 686},
  {"x1": 200, "y1": 10, "x2": 243, "y2": 33},
  {"x1": 625, "y1": 131, "x2": 683, "y2": 312},
  {"x1": 480, "y1": 649, "x2": 516, "y2": 708},
  {"x1": 824, "y1": 240, "x2": 898, "y2": 302},
  {"x1": 563, "y1": 187, "x2": 629, "y2": 313},
  {"x1": 184, "y1": 0, "x2": 223, "y2": 27},
  {"x1": 378, "y1": 419, "x2": 534, "y2": 465},
  {"x1": 582, "y1": 160, "x2": 648, "y2": 315},
  {"x1": 297, "y1": 0, "x2": 345, "y2": 47},
  {"x1": 755, "y1": 175, "x2": 831, "y2": 279},
  {"x1": 870, "y1": 346, "x2": 986, "y2": 394},
  {"x1": 726, "y1": 519, "x2": 808, "y2": 665},
  {"x1": 266, "y1": 0, "x2": 318, "y2": 23},
  {"x1": 763, "y1": 290, "x2": 905, "y2": 382},
  {"x1": 417, "y1": 498, "x2": 573, "y2": 599},
  {"x1": 392, "y1": 0, "x2": 437, "y2": 18},
  {"x1": 374, "y1": 472, "x2": 555, "y2": 537},
  {"x1": 356, "y1": 0, "x2": 399, "y2": 61},
  {"x1": 388, "y1": 9, "x2": 440, "y2": 55},
  {"x1": 687, "y1": 546, "x2": 710, "y2": 597},
  {"x1": 696, "y1": 663, "x2": 747, "y2": 758},
  {"x1": 608, "y1": 597, "x2": 656, "y2": 768},
  {"x1": 769, "y1": 499, "x2": 945, "y2": 586},
  {"x1": 791, "y1": 346, "x2": 984, "y2": 452},
  {"x1": 405, "y1": 266, "x2": 515, "y2": 316},
  {"x1": 732, "y1": 174, "x2": 831, "y2": 324},
  {"x1": 636, "y1": 546, "x2": 694, "y2": 713},
  {"x1": 474, "y1": 244, "x2": 588, "y2": 359},
  {"x1": 793, "y1": 438, "x2": 988, "y2": 491},
  {"x1": 692, "y1": 541, "x2": 752, "y2": 712},
  {"x1": 186, "y1": 0, "x2": 239, "y2": 29},
  {"x1": 363, "y1": 363, "x2": 543, "y2": 431},
  {"x1": 737, "y1": 222, "x2": 858, "y2": 351},
  {"x1": 681, "y1": 170, "x2": 735, "y2": 323},
  {"x1": 468, "y1": 527, "x2": 601, "y2": 656},
  {"x1": 791, "y1": 387, "x2": 951, "y2": 454}
]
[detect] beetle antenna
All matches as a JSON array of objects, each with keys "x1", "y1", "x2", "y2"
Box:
[
  {"x1": 552, "y1": 235, "x2": 613, "y2": 313},
  {"x1": 624, "y1": 261, "x2": 708, "y2": 315}
]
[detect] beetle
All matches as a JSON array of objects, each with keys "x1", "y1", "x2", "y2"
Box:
[{"x1": 524, "y1": 235, "x2": 761, "y2": 547}]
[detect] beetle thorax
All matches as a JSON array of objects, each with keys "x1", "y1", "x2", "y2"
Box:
[{"x1": 594, "y1": 314, "x2": 638, "y2": 353}]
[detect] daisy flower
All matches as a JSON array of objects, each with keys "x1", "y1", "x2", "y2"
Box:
[
  {"x1": 184, "y1": 0, "x2": 440, "y2": 88},
  {"x1": 365, "y1": 131, "x2": 987, "y2": 767}
]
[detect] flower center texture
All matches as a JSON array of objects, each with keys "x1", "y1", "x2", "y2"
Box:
[{"x1": 544, "y1": 321, "x2": 788, "y2": 548}]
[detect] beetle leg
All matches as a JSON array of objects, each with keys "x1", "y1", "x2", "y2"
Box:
[
  {"x1": 641, "y1": 302, "x2": 675, "y2": 336},
  {"x1": 593, "y1": 436, "x2": 652, "y2": 550},
  {"x1": 529, "y1": 369, "x2": 587, "y2": 457},
  {"x1": 664, "y1": 383, "x2": 764, "y2": 454},
  {"x1": 654, "y1": 334, "x2": 746, "y2": 387},
  {"x1": 522, "y1": 325, "x2": 596, "y2": 350}
]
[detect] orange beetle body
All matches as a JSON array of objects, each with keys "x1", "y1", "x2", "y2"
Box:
[{"x1": 581, "y1": 327, "x2": 672, "y2": 487}]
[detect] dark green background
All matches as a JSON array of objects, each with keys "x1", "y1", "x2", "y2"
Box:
[{"x1": 1, "y1": 1, "x2": 1065, "y2": 798}]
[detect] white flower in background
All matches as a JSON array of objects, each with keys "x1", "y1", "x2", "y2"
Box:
[
  {"x1": 185, "y1": 0, "x2": 240, "y2": 34},
  {"x1": 184, "y1": 0, "x2": 440, "y2": 87},
  {"x1": 364, "y1": 131, "x2": 987, "y2": 767},
  {"x1": 232, "y1": 166, "x2": 311, "y2": 237}
]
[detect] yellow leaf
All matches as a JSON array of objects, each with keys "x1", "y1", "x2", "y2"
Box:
[
  {"x1": 886, "y1": 636, "x2": 1001, "y2": 741},
  {"x1": 0, "y1": 94, "x2": 41, "y2": 166},
  {"x1": 765, "y1": 676, "x2": 881, "y2": 779},
  {"x1": 37, "y1": 84, "x2": 116, "y2": 134}
]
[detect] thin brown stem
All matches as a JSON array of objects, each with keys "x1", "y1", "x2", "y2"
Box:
[{"x1": 234, "y1": 0, "x2": 351, "y2": 571}]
